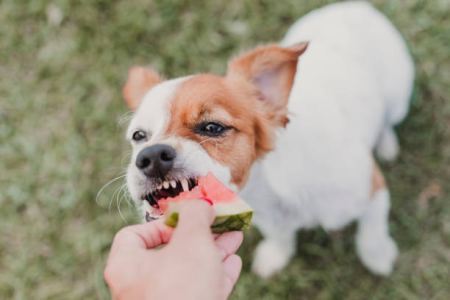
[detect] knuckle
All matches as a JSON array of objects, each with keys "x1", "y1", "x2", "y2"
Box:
[
  {"x1": 103, "y1": 265, "x2": 116, "y2": 284},
  {"x1": 114, "y1": 227, "x2": 133, "y2": 242}
]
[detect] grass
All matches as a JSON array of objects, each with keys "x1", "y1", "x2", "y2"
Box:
[{"x1": 0, "y1": 0, "x2": 449, "y2": 299}]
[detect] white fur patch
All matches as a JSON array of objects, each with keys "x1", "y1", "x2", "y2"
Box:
[
  {"x1": 244, "y1": 1, "x2": 412, "y2": 277},
  {"x1": 127, "y1": 76, "x2": 191, "y2": 142}
]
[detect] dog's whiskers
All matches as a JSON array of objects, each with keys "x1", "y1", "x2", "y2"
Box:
[
  {"x1": 121, "y1": 185, "x2": 134, "y2": 215},
  {"x1": 116, "y1": 183, "x2": 129, "y2": 224},
  {"x1": 199, "y1": 137, "x2": 215, "y2": 145},
  {"x1": 121, "y1": 151, "x2": 133, "y2": 167},
  {"x1": 109, "y1": 178, "x2": 126, "y2": 218},
  {"x1": 117, "y1": 111, "x2": 135, "y2": 129},
  {"x1": 183, "y1": 137, "x2": 217, "y2": 161},
  {"x1": 96, "y1": 174, "x2": 127, "y2": 205}
]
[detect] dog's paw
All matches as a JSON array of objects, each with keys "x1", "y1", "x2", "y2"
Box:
[
  {"x1": 376, "y1": 128, "x2": 400, "y2": 162},
  {"x1": 357, "y1": 235, "x2": 398, "y2": 276},
  {"x1": 251, "y1": 239, "x2": 292, "y2": 279}
]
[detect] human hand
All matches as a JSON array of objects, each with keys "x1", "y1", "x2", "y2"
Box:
[{"x1": 104, "y1": 200, "x2": 244, "y2": 300}]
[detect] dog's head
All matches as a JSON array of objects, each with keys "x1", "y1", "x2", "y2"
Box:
[{"x1": 123, "y1": 43, "x2": 308, "y2": 214}]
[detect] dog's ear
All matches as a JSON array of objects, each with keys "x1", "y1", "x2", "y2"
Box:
[
  {"x1": 228, "y1": 43, "x2": 308, "y2": 159},
  {"x1": 122, "y1": 66, "x2": 164, "y2": 110},
  {"x1": 227, "y1": 42, "x2": 308, "y2": 109}
]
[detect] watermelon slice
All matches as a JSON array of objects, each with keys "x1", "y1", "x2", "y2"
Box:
[{"x1": 142, "y1": 173, "x2": 253, "y2": 233}]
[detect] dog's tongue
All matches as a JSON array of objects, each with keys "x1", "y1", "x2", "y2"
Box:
[{"x1": 153, "y1": 189, "x2": 176, "y2": 201}]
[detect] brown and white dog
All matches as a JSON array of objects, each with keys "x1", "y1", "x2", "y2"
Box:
[{"x1": 122, "y1": 2, "x2": 414, "y2": 278}]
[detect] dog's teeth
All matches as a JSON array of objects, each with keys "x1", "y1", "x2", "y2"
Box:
[
  {"x1": 157, "y1": 184, "x2": 162, "y2": 190},
  {"x1": 181, "y1": 178, "x2": 189, "y2": 192},
  {"x1": 143, "y1": 200, "x2": 152, "y2": 214},
  {"x1": 163, "y1": 181, "x2": 170, "y2": 189},
  {"x1": 170, "y1": 180, "x2": 177, "y2": 188}
]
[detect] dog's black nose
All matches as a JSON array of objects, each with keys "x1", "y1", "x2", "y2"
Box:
[{"x1": 136, "y1": 145, "x2": 176, "y2": 178}]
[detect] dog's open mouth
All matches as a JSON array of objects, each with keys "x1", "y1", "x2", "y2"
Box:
[{"x1": 142, "y1": 178, "x2": 198, "y2": 221}]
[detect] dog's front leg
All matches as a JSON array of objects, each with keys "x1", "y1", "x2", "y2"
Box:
[
  {"x1": 242, "y1": 165, "x2": 312, "y2": 278},
  {"x1": 248, "y1": 200, "x2": 306, "y2": 278},
  {"x1": 251, "y1": 232, "x2": 296, "y2": 279}
]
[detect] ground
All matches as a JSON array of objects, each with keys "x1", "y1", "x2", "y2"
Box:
[{"x1": 0, "y1": 0, "x2": 449, "y2": 299}]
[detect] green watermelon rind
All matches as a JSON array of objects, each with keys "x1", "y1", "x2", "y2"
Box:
[{"x1": 164, "y1": 211, "x2": 253, "y2": 233}]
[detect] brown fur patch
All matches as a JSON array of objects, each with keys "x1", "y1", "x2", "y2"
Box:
[
  {"x1": 165, "y1": 74, "x2": 258, "y2": 188},
  {"x1": 162, "y1": 44, "x2": 308, "y2": 188},
  {"x1": 371, "y1": 158, "x2": 386, "y2": 198},
  {"x1": 122, "y1": 67, "x2": 163, "y2": 110}
]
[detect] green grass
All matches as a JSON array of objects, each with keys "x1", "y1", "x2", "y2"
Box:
[{"x1": 0, "y1": 0, "x2": 449, "y2": 299}]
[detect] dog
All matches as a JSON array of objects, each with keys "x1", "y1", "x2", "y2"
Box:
[{"x1": 122, "y1": 1, "x2": 414, "y2": 278}]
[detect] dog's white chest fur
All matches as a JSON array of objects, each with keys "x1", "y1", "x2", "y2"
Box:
[{"x1": 241, "y1": 2, "x2": 413, "y2": 278}]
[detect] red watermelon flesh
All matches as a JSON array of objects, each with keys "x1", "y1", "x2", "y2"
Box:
[
  {"x1": 158, "y1": 172, "x2": 253, "y2": 233},
  {"x1": 158, "y1": 172, "x2": 235, "y2": 212}
]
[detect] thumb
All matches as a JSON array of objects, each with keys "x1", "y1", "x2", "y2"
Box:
[{"x1": 170, "y1": 200, "x2": 215, "y2": 246}]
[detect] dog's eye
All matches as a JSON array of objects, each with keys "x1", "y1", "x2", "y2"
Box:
[
  {"x1": 200, "y1": 122, "x2": 226, "y2": 136},
  {"x1": 132, "y1": 131, "x2": 147, "y2": 141}
]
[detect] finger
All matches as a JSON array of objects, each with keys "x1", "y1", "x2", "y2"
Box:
[
  {"x1": 171, "y1": 200, "x2": 215, "y2": 245},
  {"x1": 110, "y1": 219, "x2": 174, "y2": 255},
  {"x1": 215, "y1": 231, "x2": 243, "y2": 261},
  {"x1": 222, "y1": 254, "x2": 243, "y2": 299}
]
